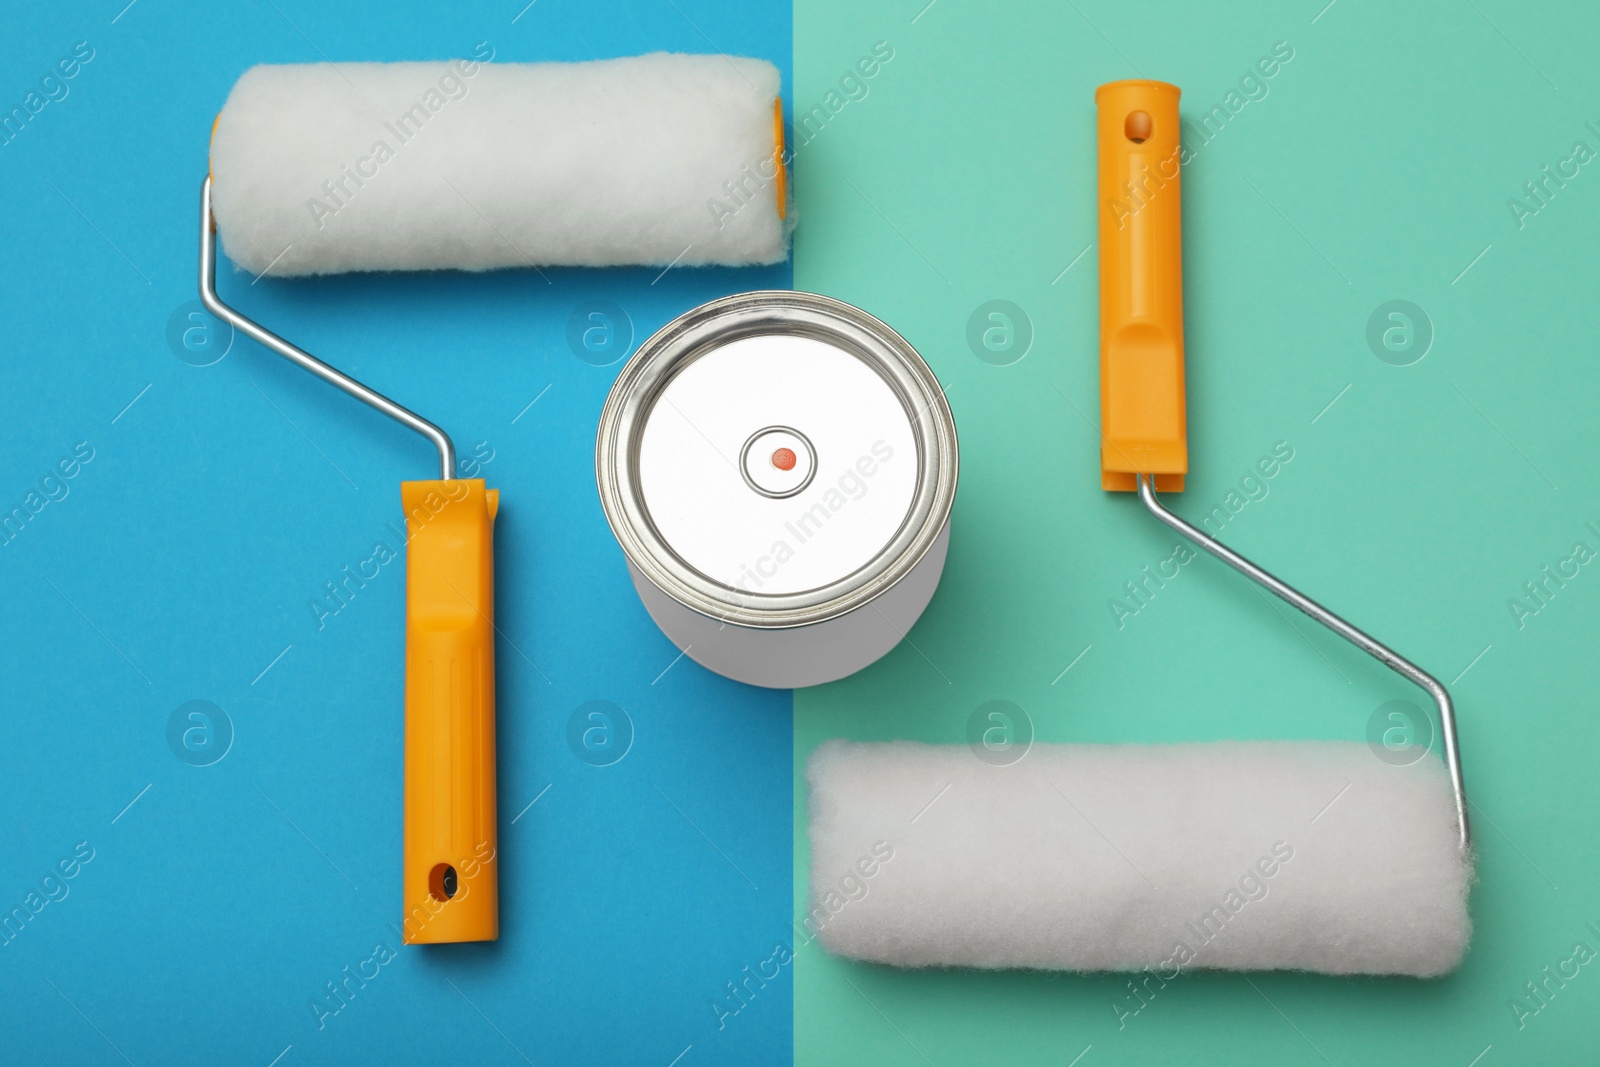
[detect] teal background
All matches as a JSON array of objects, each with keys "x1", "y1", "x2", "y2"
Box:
[
  {"x1": 0, "y1": 2, "x2": 792, "y2": 1065},
  {"x1": 793, "y1": 0, "x2": 1600, "y2": 1064}
]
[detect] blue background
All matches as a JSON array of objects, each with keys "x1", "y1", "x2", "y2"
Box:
[{"x1": 0, "y1": 2, "x2": 793, "y2": 1064}]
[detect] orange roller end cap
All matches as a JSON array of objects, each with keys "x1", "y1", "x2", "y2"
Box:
[{"x1": 1096, "y1": 80, "x2": 1187, "y2": 493}]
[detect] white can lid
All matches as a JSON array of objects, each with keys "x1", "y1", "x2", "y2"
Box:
[{"x1": 596, "y1": 292, "x2": 958, "y2": 629}]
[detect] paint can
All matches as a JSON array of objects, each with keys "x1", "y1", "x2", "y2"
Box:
[{"x1": 595, "y1": 291, "x2": 958, "y2": 688}]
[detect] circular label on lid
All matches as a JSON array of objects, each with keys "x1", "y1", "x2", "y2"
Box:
[
  {"x1": 740, "y1": 426, "x2": 816, "y2": 498},
  {"x1": 637, "y1": 333, "x2": 919, "y2": 597}
]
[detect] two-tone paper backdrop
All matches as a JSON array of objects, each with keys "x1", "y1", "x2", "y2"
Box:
[{"x1": 2, "y1": 1, "x2": 1597, "y2": 1064}]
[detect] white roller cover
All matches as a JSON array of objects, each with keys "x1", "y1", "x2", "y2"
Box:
[
  {"x1": 806, "y1": 740, "x2": 1473, "y2": 977},
  {"x1": 209, "y1": 54, "x2": 788, "y2": 276}
]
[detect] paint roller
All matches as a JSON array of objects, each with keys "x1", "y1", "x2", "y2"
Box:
[
  {"x1": 199, "y1": 53, "x2": 788, "y2": 943},
  {"x1": 804, "y1": 80, "x2": 1473, "y2": 977}
]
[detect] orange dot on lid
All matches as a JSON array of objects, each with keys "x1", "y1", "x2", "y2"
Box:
[{"x1": 771, "y1": 447, "x2": 797, "y2": 471}]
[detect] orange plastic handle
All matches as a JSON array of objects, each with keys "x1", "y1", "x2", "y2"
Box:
[
  {"x1": 400, "y1": 478, "x2": 499, "y2": 944},
  {"x1": 1096, "y1": 80, "x2": 1187, "y2": 492},
  {"x1": 774, "y1": 97, "x2": 787, "y2": 221}
]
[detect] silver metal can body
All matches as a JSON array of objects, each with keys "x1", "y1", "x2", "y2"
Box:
[{"x1": 596, "y1": 291, "x2": 958, "y2": 689}]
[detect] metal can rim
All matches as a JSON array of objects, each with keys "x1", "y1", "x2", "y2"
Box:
[{"x1": 595, "y1": 290, "x2": 958, "y2": 630}]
